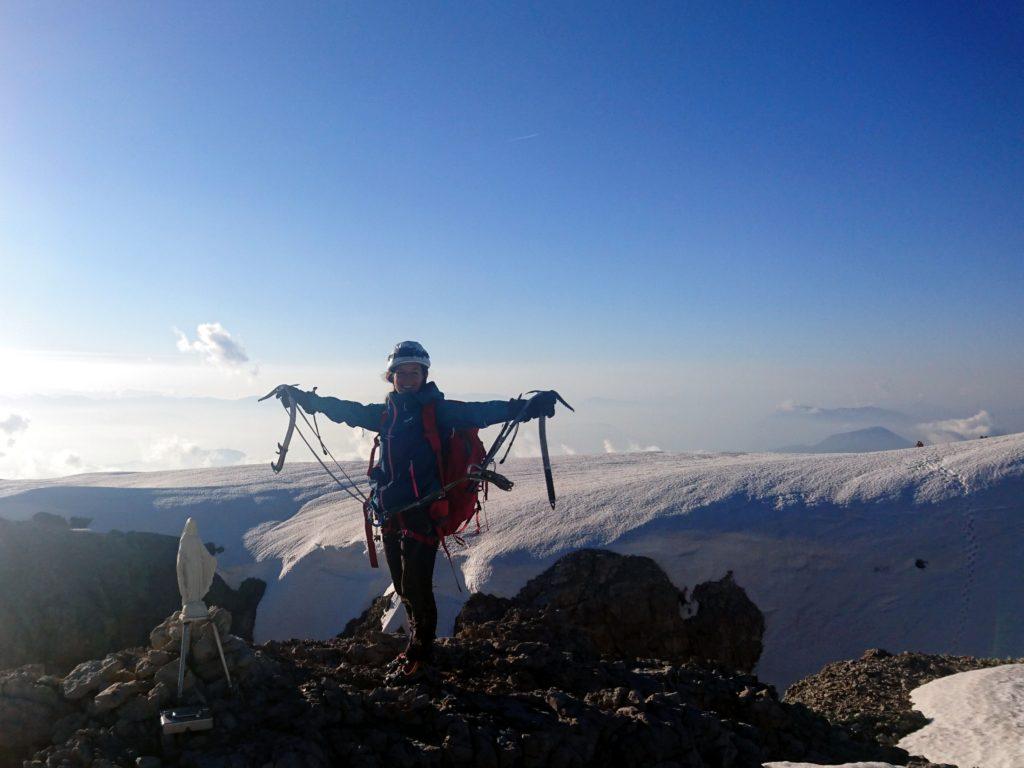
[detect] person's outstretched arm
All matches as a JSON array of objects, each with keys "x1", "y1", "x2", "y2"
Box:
[
  {"x1": 288, "y1": 389, "x2": 386, "y2": 432},
  {"x1": 437, "y1": 392, "x2": 557, "y2": 430}
]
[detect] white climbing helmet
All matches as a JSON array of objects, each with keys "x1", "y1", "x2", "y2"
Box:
[{"x1": 384, "y1": 340, "x2": 431, "y2": 381}]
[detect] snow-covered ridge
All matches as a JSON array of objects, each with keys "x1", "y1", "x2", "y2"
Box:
[{"x1": 2, "y1": 433, "x2": 1022, "y2": 687}]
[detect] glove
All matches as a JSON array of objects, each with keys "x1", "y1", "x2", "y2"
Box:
[
  {"x1": 276, "y1": 385, "x2": 317, "y2": 415},
  {"x1": 521, "y1": 391, "x2": 557, "y2": 421}
]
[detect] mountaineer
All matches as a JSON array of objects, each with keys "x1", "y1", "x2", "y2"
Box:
[{"x1": 274, "y1": 341, "x2": 561, "y2": 682}]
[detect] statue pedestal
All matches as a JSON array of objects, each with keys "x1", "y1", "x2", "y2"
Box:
[{"x1": 160, "y1": 611, "x2": 233, "y2": 736}]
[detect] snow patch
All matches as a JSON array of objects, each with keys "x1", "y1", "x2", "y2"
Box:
[{"x1": 897, "y1": 663, "x2": 1024, "y2": 768}]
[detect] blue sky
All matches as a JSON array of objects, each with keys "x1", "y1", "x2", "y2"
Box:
[{"x1": 1, "y1": 3, "x2": 1022, "y2": 476}]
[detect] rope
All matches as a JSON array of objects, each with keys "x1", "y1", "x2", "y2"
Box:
[
  {"x1": 291, "y1": 418, "x2": 368, "y2": 505},
  {"x1": 295, "y1": 408, "x2": 369, "y2": 502}
]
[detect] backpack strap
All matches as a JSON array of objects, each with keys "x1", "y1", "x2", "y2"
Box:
[
  {"x1": 367, "y1": 406, "x2": 388, "y2": 478},
  {"x1": 362, "y1": 500, "x2": 379, "y2": 568},
  {"x1": 420, "y1": 401, "x2": 446, "y2": 483}
]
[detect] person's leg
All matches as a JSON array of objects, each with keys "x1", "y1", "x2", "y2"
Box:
[
  {"x1": 400, "y1": 535, "x2": 439, "y2": 662},
  {"x1": 382, "y1": 531, "x2": 409, "y2": 615}
]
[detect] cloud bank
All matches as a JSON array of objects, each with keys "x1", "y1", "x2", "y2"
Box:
[
  {"x1": 0, "y1": 414, "x2": 30, "y2": 435},
  {"x1": 603, "y1": 438, "x2": 662, "y2": 454},
  {"x1": 174, "y1": 323, "x2": 256, "y2": 374},
  {"x1": 916, "y1": 411, "x2": 995, "y2": 445},
  {"x1": 774, "y1": 401, "x2": 911, "y2": 425},
  {"x1": 145, "y1": 436, "x2": 247, "y2": 469}
]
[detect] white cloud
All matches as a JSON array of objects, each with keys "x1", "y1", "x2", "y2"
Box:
[
  {"x1": 0, "y1": 413, "x2": 30, "y2": 434},
  {"x1": 916, "y1": 411, "x2": 995, "y2": 445},
  {"x1": 174, "y1": 323, "x2": 256, "y2": 374},
  {"x1": 146, "y1": 436, "x2": 247, "y2": 469},
  {"x1": 627, "y1": 440, "x2": 662, "y2": 453},
  {"x1": 508, "y1": 430, "x2": 541, "y2": 459},
  {"x1": 604, "y1": 438, "x2": 660, "y2": 454},
  {"x1": 8, "y1": 448, "x2": 98, "y2": 478},
  {"x1": 560, "y1": 444, "x2": 577, "y2": 455}
]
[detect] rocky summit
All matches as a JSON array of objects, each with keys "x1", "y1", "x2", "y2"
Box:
[
  {"x1": 0, "y1": 549, "x2": 946, "y2": 768},
  {"x1": 785, "y1": 647, "x2": 1024, "y2": 748},
  {"x1": 4, "y1": 607, "x2": 914, "y2": 768}
]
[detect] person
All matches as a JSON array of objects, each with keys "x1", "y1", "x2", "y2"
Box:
[{"x1": 277, "y1": 341, "x2": 557, "y2": 681}]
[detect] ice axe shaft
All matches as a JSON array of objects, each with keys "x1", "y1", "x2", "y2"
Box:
[{"x1": 539, "y1": 414, "x2": 556, "y2": 509}]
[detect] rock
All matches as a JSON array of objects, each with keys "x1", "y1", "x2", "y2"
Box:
[
  {"x1": 117, "y1": 693, "x2": 160, "y2": 722},
  {"x1": 148, "y1": 682, "x2": 172, "y2": 707},
  {"x1": 50, "y1": 712, "x2": 87, "y2": 744},
  {"x1": 154, "y1": 659, "x2": 194, "y2": 692},
  {"x1": 209, "y1": 606, "x2": 232, "y2": 638},
  {"x1": 452, "y1": 593, "x2": 515, "y2": 635},
  {"x1": 192, "y1": 622, "x2": 222, "y2": 664},
  {"x1": 0, "y1": 665, "x2": 71, "y2": 759},
  {"x1": 339, "y1": 593, "x2": 395, "y2": 639},
  {"x1": 681, "y1": 571, "x2": 764, "y2": 673},
  {"x1": 457, "y1": 549, "x2": 764, "y2": 672},
  {"x1": 134, "y1": 650, "x2": 172, "y2": 679},
  {"x1": 32, "y1": 512, "x2": 69, "y2": 528},
  {"x1": 61, "y1": 656, "x2": 125, "y2": 701},
  {"x1": 0, "y1": 518, "x2": 265, "y2": 672},
  {"x1": 92, "y1": 681, "x2": 147, "y2": 714}
]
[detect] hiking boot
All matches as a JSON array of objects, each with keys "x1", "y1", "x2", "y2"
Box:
[{"x1": 384, "y1": 658, "x2": 433, "y2": 686}]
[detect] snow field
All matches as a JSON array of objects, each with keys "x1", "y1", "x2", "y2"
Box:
[{"x1": 1, "y1": 432, "x2": 1023, "y2": 690}]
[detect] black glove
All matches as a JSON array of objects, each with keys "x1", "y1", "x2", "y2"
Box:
[
  {"x1": 521, "y1": 391, "x2": 557, "y2": 421},
  {"x1": 276, "y1": 386, "x2": 317, "y2": 415}
]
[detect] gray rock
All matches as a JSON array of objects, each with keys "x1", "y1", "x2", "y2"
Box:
[
  {"x1": 61, "y1": 656, "x2": 125, "y2": 701},
  {"x1": 148, "y1": 681, "x2": 172, "y2": 707},
  {"x1": 134, "y1": 649, "x2": 172, "y2": 679},
  {"x1": 117, "y1": 693, "x2": 160, "y2": 722},
  {"x1": 93, "y1": 681, "x2": 147, "y2": 714}
]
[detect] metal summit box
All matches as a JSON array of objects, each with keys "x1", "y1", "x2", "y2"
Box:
[{"x1": 160, "y1": 705, "x2": 213, "y2": 735}]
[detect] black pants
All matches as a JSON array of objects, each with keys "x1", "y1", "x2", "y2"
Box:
[{"x1": 383, "y1": 526, "x2": 439, "y2": 662}]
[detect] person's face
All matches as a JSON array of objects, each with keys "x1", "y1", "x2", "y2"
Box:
[{"x1": 391, "y1": 363, "x2": 425, "y2": 393}]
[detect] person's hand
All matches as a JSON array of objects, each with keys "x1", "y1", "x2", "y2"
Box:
[
  {"x1": 523, "y1": 391, "x2": 557, "y2": 421},
  {"x1": 276, "y1": 385, "x2": 316, "y2": 414}
]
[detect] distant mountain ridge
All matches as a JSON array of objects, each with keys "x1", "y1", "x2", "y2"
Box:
[{"x1": 776, "y1": 426, "x2": 914, "y2": 454}]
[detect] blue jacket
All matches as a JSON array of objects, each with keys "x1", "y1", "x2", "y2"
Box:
[{"x1": 305, "y1": 382, "x2": 515, "y2": 516}]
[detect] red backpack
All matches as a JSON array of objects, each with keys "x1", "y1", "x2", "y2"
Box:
[
  {"x1": 363, "y1": 401, "x2": 487, "y2": 569},
  {"x1": 420, "y1": 400, "x2": 488, "y2": 538}
]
